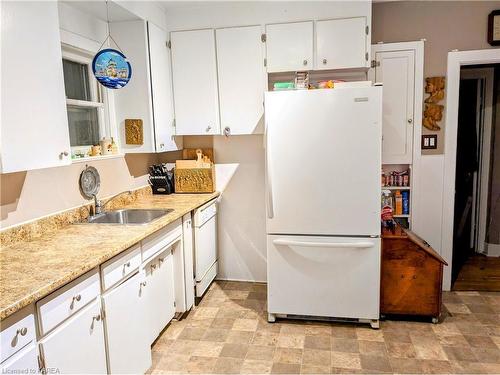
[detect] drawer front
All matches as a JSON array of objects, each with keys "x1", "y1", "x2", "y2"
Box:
[
  {"x1": 0, "y1": 343, "x2": 38, "y2": 373},
  {"x1": 101, "y1": 244, "x2": 141, "y2": 291},
  {"x1": 142, "y1": 219, "x2": 182, "y2": 262},
  {"x1": 0, "y1": 306, "x2": 36, "y2": 363},
  {"x1": 37, "y1": 269, "x2": 100, "y2": 336}
]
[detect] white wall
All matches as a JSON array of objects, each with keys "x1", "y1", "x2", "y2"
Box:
[{"x1": 173, "y1": 1, "x2": 372, "y2": 282}]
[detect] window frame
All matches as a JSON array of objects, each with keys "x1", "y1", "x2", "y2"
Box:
[{"x1": 61, "y1": 45, "x2": 116, "y2": 158}]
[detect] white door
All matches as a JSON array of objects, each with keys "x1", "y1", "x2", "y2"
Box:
[
  {"x1": 373, "y1": 49, "x2": 415, "y2": 164},
  {"x1": 1, "y1": 1, "x2": 71, "y2": 173},
  {"x1": 40, "y1": 300, "x2": 107, "y2": 374},
  {"x1": 182, "y1": 213, "x2": 195, "y2": 311},
  {"x1": 267, "y1": 235, "x2": 380, "y2": 320},
  {"x1": 265, "y1": 21, "x2": 313, "y2": 72},
  {"x1": 111, "y1": 20, "x2": 155, "y2": 153},
  {"x1": 171, "y1": 29, "x2": 220, "y2": 135},
  {"x1": 315, "y1": 17, "x2": 368, "y2": 70},
  {"x1": 143, "y1": 252, "x2": 175, "y2": 343},
  {"x1": 216, "y1": 26, "x2": 266, "y2": 135},
  {"x1": 265, "y1": 88, "x2": 382, "y2": 236},
  {"x1": 0, "y1": 344, "x2": 38, "y2": 374},
  {"x1": 102, "y1": 273, "x2": 151, "y2": 374},
  {"x1": 148, "y1": 22, "x2": 182, "y2": 152}
]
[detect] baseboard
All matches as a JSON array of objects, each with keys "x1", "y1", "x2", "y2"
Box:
[
  {"x1": 215, "y1": 277, "x2": 267, "y2": 283},
  {"x1": 486, "y1": 243, "x2": 500, "y2": 257}
]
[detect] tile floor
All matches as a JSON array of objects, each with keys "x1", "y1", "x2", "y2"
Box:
[{"x1": 148, "y1": 281, "x2": 500, "y2": 374}]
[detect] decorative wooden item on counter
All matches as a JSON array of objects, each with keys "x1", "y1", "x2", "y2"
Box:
[
  {"x1": 125, "y1": 119, "x2": 144, "y2": 145},
  {"x1": 423, "y1": 77, "x2": 445, "y2": 131},
  {"x1": 175, "y1": 148, "x2": 215, "y2": 193},
  {"x1": 182, "y1": 148, "x2": 214, "y2": 163},
  {"x1": 381, "y1": 225, "x2": 448, "y2": 323}
]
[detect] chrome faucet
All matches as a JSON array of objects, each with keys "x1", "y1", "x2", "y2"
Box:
[{"x1": 92, "y1": 191, "x2": 132, "y2": 216}]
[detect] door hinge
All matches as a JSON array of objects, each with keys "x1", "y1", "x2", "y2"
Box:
[
  {"x1": 167, "y1": 40, "x2": 171, "y2": 49},
  {"x1": 365, "y1": 52, "x2": 369, "y2": 61},
  {"x1": 173, "y1": 301, "x2": 176, "y2": 307},
  {"x1": 264, "y1": 58, "x2": 267, "y2": 67},
  {"x1": 172, "y1": 118, "x2": 176, "y2": 129},
  {"x1": 261, "y1": 33, "x2": 266, "y2": 42},
  {"x1": 371, "y1": 60, "x2": 380, "y2": 68},
  {"x1": 366, "y1": 25, "x2": 369, "y2": 35},
  {"x1": 101, "y1": 306, "x2": 106, "y2": 320}
]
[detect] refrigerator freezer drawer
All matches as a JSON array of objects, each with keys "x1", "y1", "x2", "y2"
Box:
[{"x1": 267, "y1": 235, "x2": 380, "y2": 320}]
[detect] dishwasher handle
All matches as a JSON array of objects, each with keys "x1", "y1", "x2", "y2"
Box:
[{"x1": 273, "y1": 239, "x2": 375, "y2": 249}]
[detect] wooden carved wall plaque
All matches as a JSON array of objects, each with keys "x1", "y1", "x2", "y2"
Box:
[
  {"x1": 125, "y1": 119, "x2": 144, "y2": 145},
  {"x1": 423, "y1": 77, "x2": 445, "y2": 131}
]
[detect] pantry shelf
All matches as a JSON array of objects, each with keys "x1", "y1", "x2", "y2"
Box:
[
  {"x1": 382, "y1": 186, "x2": 411, "y2": 190},
  {"x1": 394, "y1": 214, "x2": 410, "y2": 218}
]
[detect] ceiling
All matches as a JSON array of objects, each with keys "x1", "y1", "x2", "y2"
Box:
[{"x1": 62, "y1": 1, "x2": 140, "y2": 22}]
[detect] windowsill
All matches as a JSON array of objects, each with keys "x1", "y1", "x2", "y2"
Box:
[{"x1": 71, "y1": 153, "x2": 124, "y2": 164}]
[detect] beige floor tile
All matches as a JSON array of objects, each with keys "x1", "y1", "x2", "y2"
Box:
[
  {"x1": 302, "y1": 349, "x2": 331, "y2": 366},
  {"x1": 420, "y1": 359, "x2": 453, "y2": 374},
  {"x1": 331, "y1": 326, "x2": 357, "y2": 339},
  {"x1": 252, "y1": 331, "x2": 279, "y2": 347},
  {"x1": 177, "y1": 327, "x2": 207, "y2": 341},
  {"x1": 414, "y1": 342, "x2": 448, "y2": 361},
  {"x1": 186, "y1": 318, "x2": 214, "y2": 329},
  {"x1": 156, "y1": 353, "x2": 190, "y2": 373},
  {"x1": 277, "y1": 333, "x2": 305, "y2": 349},
  {"x1": 472, "y1": 347, "x2": 500, "y2": 363},
  {"x1": 464, "y1": 334, "x2": 499, "y2": 349},
  {"x1": 491, "y1": 335, "x2": 500, "y2": 350},
  {"x1": 304, "y1": 325, "x2": 332, "y2": 336},
  {"x1": 240, "y1": 359, "x2": 273, "y2": 374},
  {"x1": 185, "y1": 356, "x2": 218, "y2": 374},
  {"x1": 280, "y1": 323, "x2": 307, "y2": 335},
  {"x1": 273, "y1": 348, "x2": 303, "y2": 364},
  {"x1": 193, "y1": 307, "x2": 219, "y2": 320},
  {"x1": 271, "y1": 362, "x2": 301, "y2": 374},
  {"x1": 220, "y1": 343, "x2": 249, "y2": 359},
  {"x1": 233, "y1": 318, "x2": 259, "y2": 331},
  {"x1": 246, "y1": 345, "x2": 276, "y2": 361},
  {"x1": 388, "y1": 357, "x2": 424, "y2": 374},
  {"x1": 442, "y1": 345, "x2": 477, "y2": 362},
  {"x1": 168, "y1": 339, "x2": 199, "y2": 356},
  {"x1": 226, "y1": 330, "x2": 255, "y2": 344},
  {"x1": 359, "y1": 354, "x2": 392, "y2": 373},
  {"x1": 330, "y1": 351, "x2": 362, "y2": 370},
  {"x1": 444, "y1": 303, "x2": 472, "y2": 314},
  {"x1": 331, "y1": 338, "x2": 359, "y2": 353},
  {"x1": 201, "y1": 328, "x2": 230, "y2": 342},
  {"x1": 356, "y1": 328, "x2": 384, "y2": 342},
  {"x1": 482, "y1": 363, "x2": 500, "y2": 374},
  {"x1": 191, "y1": 341, "x2": 224, "y2": 357},
  {"x1": 358, "y1": 340, "x2": 387, "y2": 356},
  {"x1": 300, "y1": 364, "x2": 331, "y2": 374},
  {"x1": 304, "y1": 335, "x2": 331, "y2": 351},
  {"x1": 214, "y1": 357, "x2": 244, "y2": 374},
  {"x1": 449, "y1": 360, "x2": 485, "y2": 374},
  {"x1": 386, "y1": 341, "x2": 416, "y2": 359},
  {"x1": 211, "y1": 317, "x2": 236, "y2": 329},
  {"x1": 225, "y1": 290, "x2": 250, "y2": 300}
]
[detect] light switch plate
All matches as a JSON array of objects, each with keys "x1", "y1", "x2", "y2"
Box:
[{"x1": 422, "y1": 134, "x2": 437, "y2": 150}]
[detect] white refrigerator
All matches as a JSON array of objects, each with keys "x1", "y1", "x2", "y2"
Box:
[{"x1": 265, "y1": 85, "x2": 382, "y2": 328}]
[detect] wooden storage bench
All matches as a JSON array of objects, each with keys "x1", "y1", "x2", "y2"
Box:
[{"x1": 381, "y1": 226, "x2": 448, "y2": 323}]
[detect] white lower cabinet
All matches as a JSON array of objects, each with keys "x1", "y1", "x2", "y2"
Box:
[
  {"x1": 39, "y1": 299, "x2": 107, "y2": 374},
  {"x1": 0, "y1": 344, "x2": 38, "y2": 374},
  {"x1": 142, "y1": 250, "x2": 176, "y2": 343},
  {"x1": 102, "y1": 272, "x2": 151, "y2": 374}
]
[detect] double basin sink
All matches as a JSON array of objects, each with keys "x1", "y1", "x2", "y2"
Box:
[{"x1": 87, "y1": 209, "x2": 173, "y2": 225}]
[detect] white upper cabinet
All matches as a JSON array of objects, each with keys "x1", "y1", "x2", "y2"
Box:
[
  {"x1": 216, "y1": 26, "x2": 266, "y2": 135},
  {"x1": 374, "y1": 49, "x2": 415, "y2": 164},
  {"x1": 171, "y1": 29, "x2": 220, "y2": 135},
  {"x1": 1, "y1": 1, "x2": 71, "y2": 173},
  {"x1": 265, "y1": 21, "x2": 314, "y2": 73},
  {"x1": 111, "y1": 20, "x2": 181, "y2": 153},
  {"x1": 148, "y1": 22, "x2": 182, "y2": 152},
  {"x1": 315, "y1": 17, "x2": 368, "y2": 70}
]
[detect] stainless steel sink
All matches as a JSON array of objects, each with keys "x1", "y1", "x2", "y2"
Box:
[{"x1": 87, "y1": 209, "x2": 173, "y2": 225}]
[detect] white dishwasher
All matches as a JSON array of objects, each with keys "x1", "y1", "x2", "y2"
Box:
[{"x1": 193, "y1": 199, "x2": 218, "y2": 298}]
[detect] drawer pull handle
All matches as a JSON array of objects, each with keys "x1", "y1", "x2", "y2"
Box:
[
  {"x1": 159, "y1": 257, "x2": 164, "y2": 263},
  {"x1": 141, "y1": 281, "x2": 147, "y2": 287},
  {"x1": 17, "y1": 327, "x2": 28, "y2": 336},
  {"x1": 70, "y1": 294, "x2": 82, "y2": 309},
  {"x1": 151, "y1": 264, "x2": 157, "y2": 270},
  {"x1": 11, "y1": 327, "x2": 28, "y2": 347},
  {"x1": 91, "y1": 314, "x2": 101, "y2": 329},
  {"x1": 123, "y1": 261, "x2": 131, "y2": 271}
]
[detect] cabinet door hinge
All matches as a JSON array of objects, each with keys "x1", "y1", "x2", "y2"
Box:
[
  {"x1": 366, "y1": 25, "x2": 369, "y2": 35},
  {"x1": 371, "y1": 60, "x2": 380, "y2": 68},
  {"x1": 172, "y1": 118, "x2": 176, "y2": 129},
  {"x1": 167, "y1": 40, "x2": 171, "y2": 49},
  {"x1": 173, "y1": 301, "x2": 176, "y2": 307},
  {"x1": 38, "y1": 354, "x2": 46, "y2": 371},
  {"x1": 264, "y1": 58, "x2": 267, "y2": 67},
  {"x1": 101, "y1": 306, "x2": 106, "y2": 320},
  {"x1": 365, "y1": 52, "x2": 369, "y2": 61},
  {"x1": 261, "y1": 33, "x2": 266, "y2": 42}
]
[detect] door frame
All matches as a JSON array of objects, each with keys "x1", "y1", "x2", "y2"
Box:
[
  {"x1": 442, "y1": 49, "x2": 500, "y2": 290},
  {"x1": 459, "y1": 68, "x2": 495, "y2": 255},
  {"x1": 369, "y1": 41, "x2": 424, "y2": 231}
]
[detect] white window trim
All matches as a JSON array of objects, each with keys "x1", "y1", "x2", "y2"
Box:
[{"x1": 61, "y1": 43, "x2": 120, "y2": 160}]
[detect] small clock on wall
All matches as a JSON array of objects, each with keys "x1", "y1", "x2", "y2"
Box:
[{"x1": 488, "y1": 10, "x2": 500, "y2": 46}]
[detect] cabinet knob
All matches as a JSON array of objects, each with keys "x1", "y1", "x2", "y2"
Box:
[
  {"x1": 60, "y1": 151, "x2": 69, "y2": 158},
  {"x1": 223, "y1": 126, "x2": 231, "y2": 137},
  {"x1": 70, "y1": 294, "x2": 81, "y2": 309},
  {"x1": 91, "y1": 313, "x2": 101, "y2": 329},
  {"x1": 322, "y1": 59, "x2": 327, "y2": 65},
  {"x1": 159, "y1": 257, "x2": 165, "y2": 264},
  {"x1": 206, "y1": 126, "x2": 212, "y2": 132},
  {"x1": 141, "y1": 281, "x2": 147, "y2": 287},
  {"x1": 16, "y1": 327, "x2": 28, "y2": 336},
  {"x1": 159, "y1": 143, "x2": 165, "y2": 149},
  {"x1": 303, "y1": 59, "x2": 308, "y2": 66},
  {"x1": 408, "y1": 119, "x2": 413, "y2": 124},
  {"x1": 123, "y1": 261, "x2": 131, "y2": 271},
  {"x1": 151, "y1": 263, "x2": 157, "y2": 270}
]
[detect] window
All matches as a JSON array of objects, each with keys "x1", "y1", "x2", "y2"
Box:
[{"x1": 62, "y1": 47, "x2": 110, "y2": 159}]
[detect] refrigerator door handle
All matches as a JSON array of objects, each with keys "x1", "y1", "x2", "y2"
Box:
[
  {"x1": 273, "y1": 239, "x2": 375, "y2": 249},
  {"x1": 265, "y1": 123, "x2": 274, "y2": 219}
]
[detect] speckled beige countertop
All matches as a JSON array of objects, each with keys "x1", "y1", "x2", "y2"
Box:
[{"x1": 0, "y1": 192, "x2": 219, "y2": 321}]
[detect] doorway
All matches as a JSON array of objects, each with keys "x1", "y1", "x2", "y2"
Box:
[{"x1": 452, "y1": 65, "x2": 500, "y2": 291}]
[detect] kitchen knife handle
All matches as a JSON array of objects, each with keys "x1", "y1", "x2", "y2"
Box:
[{"x1": 265, "y1": 123, "x2": 274, "y2": 219}]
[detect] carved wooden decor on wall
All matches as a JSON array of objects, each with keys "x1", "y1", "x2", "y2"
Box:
[
  {"x1": 125, "y1": 119, "x2": 144, "y2": 145},
  {"x1": 423, "y1": 77, "x2": 445, "y2": 131}
]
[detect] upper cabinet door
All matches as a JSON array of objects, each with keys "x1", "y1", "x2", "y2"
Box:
[
  {"x1": 315, "y1": 17, "x2": 368, "y2": 70},
  {"x1": 147, "y1": 22, "x2": 182, "y2": 152},
  {"x1": 265, "y1": 21, "x2": 313, "y2": 73},
  {"x1": 171, "y1": 29, "x2": 220, "y2": 135},
  {"x1": 216, "y1": 26, "x2": 265, "y2": 135},
  {"x1": 374, "y1": 49, "x2": 415, "y2": 164},
  {"x1": 1, "y1": 1, "x2": 71, "y2": 173}
]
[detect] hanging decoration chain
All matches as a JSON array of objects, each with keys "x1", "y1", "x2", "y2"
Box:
[{"x1": 97, "y1": 0, "x2": 125, "y2": 54}]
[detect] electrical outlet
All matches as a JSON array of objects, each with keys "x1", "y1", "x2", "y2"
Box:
[{"x1": 422, "y1": 134, "x2": 437, "y2": 150}]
